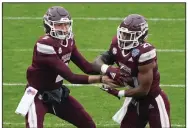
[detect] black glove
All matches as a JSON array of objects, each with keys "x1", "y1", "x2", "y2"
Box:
[{"x1": 100, "y1": 85, "x2": 120, "y2": 99}]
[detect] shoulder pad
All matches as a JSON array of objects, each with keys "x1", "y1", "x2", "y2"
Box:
[
  {"x1": 137, "y1": 42, "x2": 156, "y2": 63},
  {"x1": 139, "y1": 48, "x2": 156, "y2": 63},
  {"x1": 36, "y1": 35, "x2": 57, "y2": 55}
]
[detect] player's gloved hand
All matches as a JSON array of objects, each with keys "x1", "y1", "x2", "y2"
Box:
[
  {"x1": 100, "y1": 75, "x2": 120, "y2": 88},
  {"x1": 100, "y1": 85, "x2": 120, "y2": 99},
  {"x1": 118, "y1": 76, "x2": 134, "y2": 87},
  {"x1": 118, "y1": 67, "x2": 134, "y2": 87},
  {"x1": 101, "y1": 64, "x2": 135, "y2": 87},
  {"x1": 106, "y1": 66, "x2": 121, "y2": 80},
  {"x1": 101, "y1": 64, "x2": 121, "y2": 82}
]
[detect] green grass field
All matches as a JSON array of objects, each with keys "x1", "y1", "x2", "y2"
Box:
[{"x1": 3, "y1": 3, "x2": 185, "y2": 128}]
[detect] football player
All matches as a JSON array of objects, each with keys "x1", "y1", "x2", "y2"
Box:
[
  {"x1": 19, "y1": 6, "x2": 120, "y2": 128},
  {"x1": 93, "y1": 14, "x2": 171, "y2": 128}
]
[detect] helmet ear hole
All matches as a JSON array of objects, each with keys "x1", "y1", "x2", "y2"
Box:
[
  {"x1": 43, "y1": 21, "x2": 51, "y2": 33},
  {"x1": 138, "y1": 30, "x2": 148, "y2": 43},
  {"x1": 136, "y1": 32, "x2": 140, "y2": 37}
]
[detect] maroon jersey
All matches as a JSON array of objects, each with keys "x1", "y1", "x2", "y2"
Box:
[
  {"x1": 27, "y1": 34, "x2": 94, "y2": 91},
  {"x1": 109, "y1": 36, "x2": 160, "y2": 97}
]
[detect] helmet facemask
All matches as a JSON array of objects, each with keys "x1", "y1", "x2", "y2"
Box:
[
  {"x1": 117, "y1": 22, "x2": 148, "y2": 50},
  {"x1": 44, "y1": 16, "x2": 73, "y2": 40}
]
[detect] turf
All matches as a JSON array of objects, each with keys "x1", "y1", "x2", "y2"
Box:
[{"x1": 2, "y1": 3, "x2": 185, "y2": 128}]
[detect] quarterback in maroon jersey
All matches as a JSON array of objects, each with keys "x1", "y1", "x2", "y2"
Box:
[
  {"x1": 20, "y1": 6, "x2": 119, "y2": 128},
  {"x1": 93, "y1": 14, "x2": 171, "y2": 128}
]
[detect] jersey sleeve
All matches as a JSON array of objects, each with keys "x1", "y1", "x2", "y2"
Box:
[
  {"x1": 35, "y1": 41, "x2": 89, "y2": 84},
  {"x1": 71, "y1": 41, "x2": 98, "y2": 74},
  {"x1": 138, "y1": 44, "x2": 157, "y2": 66},
  {"x1": 100, "y1": 51, "x2": 115, "y2": 65}
]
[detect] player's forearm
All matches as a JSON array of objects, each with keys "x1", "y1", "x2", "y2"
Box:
[
  {"x1": 105, "y1": 85, "x2": 148, "y2": 99},
  {"x1": 92, "y1": 51, "x2": 115, "y2": 74},
  {"x1": 119, "y1": 75, "x2": 152, "y2": 98},
  {"x1": 120, "y1": 87, "x2": 148, "y2": 98},
  {"x1": 64, "y1": 73, "x2": 102, "y2": 84},
  {"x1": 53, "y1": 60, "x2": 90, "y2": 84},
  {"x1": 92, "y1": 55, "x2": 105, "y2": 66},
  {"x1": 71, "y1": 45, "x2": 100, "y2": 75},
  {"x1": 91, "y1": 55, "x2": 105, "y2": 73},
  {"x1": 80, "y1": 62, "x2": 100, "y2": 75},
  {"x1": 71, "y1": 56, "x2": 99, "y2": 74},
  {"x1": 88, "y1": 75, "x2": 102, "y2": 84},
  {"x1": 64, "y1": 74, "x2": 89, "y2": 84}
]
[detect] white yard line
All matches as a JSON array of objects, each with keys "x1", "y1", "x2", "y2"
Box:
[
  {"x1": 3, "y1": 122, "x2": 185, "y2": 127},
  {"x1": 3, "y1": 16, "x2": 185, "y2": 128},
  {"x1": 3, "y1": 48, "x2": 185, "y2": 52},
  {"x1": 3, "y1": 83, "x2": 185, "y2": 87},
  {"x1": 3, "y1": 17, "x2": 185, "y2": 21},
  {"x1": 3, "y1": 17, "x2": 185, "y2": 53}
]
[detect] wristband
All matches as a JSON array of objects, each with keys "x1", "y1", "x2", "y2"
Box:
[
  {"x1": 101, "y1": 64, "x2": 109, "y2": 74},
  {"x1": 118, "y1": 90, "x2": 125, "y2": 98}
]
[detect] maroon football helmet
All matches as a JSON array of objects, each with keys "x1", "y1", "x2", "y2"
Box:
[
  {"x1": 43, "y1": 6, "x2": 73, "y2": 40},
  {"x1": 117, "y1": 14, "x2": 149, "y2": 50}
]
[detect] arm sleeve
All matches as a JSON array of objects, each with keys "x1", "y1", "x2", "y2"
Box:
[
  {"x1": 92, "y1": 44, "x2": 116, "y2": 67},
  {"x1": 91, "y1": 39, "x2": 116, "y2": 73},
  {"x1": 100, "y1": 50, "x2": 115, "y2": 65},
  {"x1": 94, "y1": 37, "x2": 116, "y2": 66},
  {"x1": 71, "y1": 43, "x2": 99, "y2": 74},
  {"x1": 36, "y1": 43, "x2": 89, "y2": 84},
  {"x1": 138, "y1": 48, "x2": 156, "y2": 66}
]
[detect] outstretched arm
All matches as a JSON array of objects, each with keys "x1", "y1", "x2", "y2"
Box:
[
  {"x1": 36, "y1": 42, "x2": 114, "y2": 84},
  {"x1": 71, "y1": 44, "x2": 100, "y2": 74}
]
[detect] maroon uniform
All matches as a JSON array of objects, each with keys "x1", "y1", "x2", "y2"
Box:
[
  {"x1": 108, "y1": 36, "x2": 170, "y2": 128},
  {"x1": 27, "y1": 34, "x2": 95, "y2": 91},
  {"x1": 22, "y1": 6, "x2": 98, "y2": 128},
  {"x1": 96, "y1": 14, "x2": 171, "y2": 128},
  {"x1": 25, "y1": 34, "x2": 96, "y2": 128}
]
